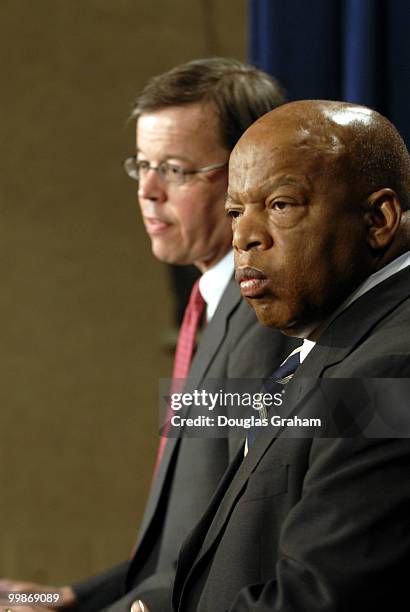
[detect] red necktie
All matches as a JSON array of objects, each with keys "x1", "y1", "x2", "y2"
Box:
[
  {"x1": 172, "y1": 278, "x2": 206, "y2": 379},
  {"x1": 154, "y1": 278, "x2": 206, "y2": 474}
]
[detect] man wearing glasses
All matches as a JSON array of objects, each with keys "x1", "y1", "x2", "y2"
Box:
[{"x1": 0, "y1": 58, "x2": 297, "y2": 612}]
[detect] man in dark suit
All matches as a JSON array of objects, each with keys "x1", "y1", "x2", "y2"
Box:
[
  {"x1": 172, "y1": 100, "x2": 410, "y2": 611},
  {"x1": 0, "y1": 59, "x2": 297, "y2": 612}
]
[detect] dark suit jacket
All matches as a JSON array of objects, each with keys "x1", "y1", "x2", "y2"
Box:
[
  {"x1": 173, "y1": 267, "x2": 410, "y2": 612},
  {"x1": 71, "y1": 278, "x2": 298, "y2": 612}
]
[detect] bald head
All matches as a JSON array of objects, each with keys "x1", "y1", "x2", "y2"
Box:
[
  {"x1": 238, "y1": 100, "x2": 410, "y2": 211},
  {"x1": 227, "y1": 100, "x2": 410, "y2": 338}
]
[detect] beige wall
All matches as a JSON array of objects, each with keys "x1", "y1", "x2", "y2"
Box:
[{"x1": 0, "y1": 0, "x2": 246, "y2": 584}]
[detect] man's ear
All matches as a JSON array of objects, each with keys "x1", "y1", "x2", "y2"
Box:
[{"x1": 365, "y1": 188, "x2": 402, "y2": 249}]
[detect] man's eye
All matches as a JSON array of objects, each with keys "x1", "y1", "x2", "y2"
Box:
[
  {"x1": 138, "y1": 160, "x2": 150, "y2": 170},
  {"x1": 166, "y1": 164, "x2": 183, "y2": 175},
  {"x1": 272, "y1": 200, "x2": 291, "y2": 211},
  {"x1": 226, "y1": 209, "x2": 241, "y2": 219}
]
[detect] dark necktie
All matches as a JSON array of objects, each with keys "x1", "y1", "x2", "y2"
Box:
[
  {"x1": 270, "y1": 348, "x2": 302, "y2": 385},
  {"x1": 154, "y1": 279, "x2": 206, "y2": 473},
  {"x1": 245, "y1": 346, "x2": 302, "y2": 453}
]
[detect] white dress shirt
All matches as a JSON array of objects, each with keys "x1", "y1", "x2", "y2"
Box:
[{"x1": 199, "y1": 250, "x2": 234, "y2": 321}]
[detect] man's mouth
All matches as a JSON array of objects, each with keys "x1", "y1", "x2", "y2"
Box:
[
  {"x1": 143, "y1": 216, "x2": 172, "y2": 235},
  {"x1": 235, "y1": 266, "x2": 269, "y2": 298}
]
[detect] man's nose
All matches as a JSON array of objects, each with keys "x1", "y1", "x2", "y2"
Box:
[
  {"x1": 138, "y1": 168, "x2": 167, "y2": 202},
  {"x1": 232, "y1": 212, "x2": 272, "y2": 253}
]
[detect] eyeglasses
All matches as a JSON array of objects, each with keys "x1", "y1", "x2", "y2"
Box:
[{"x1": 123, "y1": 156, "x2": 228, "y2": 186}]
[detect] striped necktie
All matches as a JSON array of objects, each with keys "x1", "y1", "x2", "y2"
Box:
[{"x1": 245, "y1": 346, "x2": 302, "y2": 454}]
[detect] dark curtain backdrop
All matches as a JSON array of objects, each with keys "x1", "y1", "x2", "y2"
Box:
[{"x1": 249, "y1": 0, "x2": 410, "y2": 146}]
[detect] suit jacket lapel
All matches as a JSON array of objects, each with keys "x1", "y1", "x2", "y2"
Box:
[
  {"x1": 185, "y1": 278, "x2": 242, "y2": 387},
  {"x1": 173, "y1": 445, "x2": 245, "y2": 611},
  {"x1": 135, "y1": 278, "x2": 242, "y2": 548}
]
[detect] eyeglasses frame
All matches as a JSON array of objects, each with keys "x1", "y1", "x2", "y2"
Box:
[{"x1": 123, "y1": 156, "x2": 228, "y2": 186}]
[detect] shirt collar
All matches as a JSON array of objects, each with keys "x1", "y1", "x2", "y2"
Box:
[
  {"x1": 333, "y1": 250, "x2": 410, "y2": 316},
  {"x1": 199, "y1": 250, "x2": 234, "y2": 321},
  {"x1": 300, "y1": 339, "x2": 316, "y2": 363}
]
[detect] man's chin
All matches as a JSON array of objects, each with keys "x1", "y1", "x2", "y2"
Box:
[
  {"x1": 151, "y1": 241, "x2": 180, "y2": 265},
  {"x1": 249, "y1": 299, "x2": 291, "y2": 330},
  {"x1": 248, "y1": 299, "x2": 311, "y2": 338},
  {"x1": 151, "y1": 248, "x2": 197, "y2": 269}
]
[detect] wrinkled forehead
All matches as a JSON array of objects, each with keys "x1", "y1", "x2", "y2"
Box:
[
  {"x1": 229, "y1": 119, "x2": 345, "y2": 195},
  {"x1": 236, "y1": 112, "x2": 345, "y2": 158}
]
